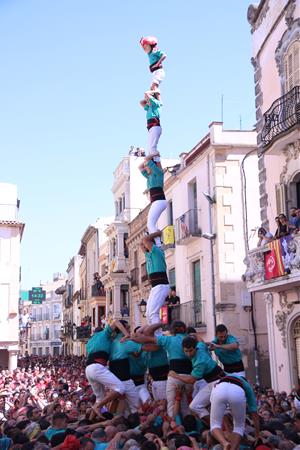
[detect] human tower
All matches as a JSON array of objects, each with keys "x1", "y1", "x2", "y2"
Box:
[
  {"x1": 138, "y1": 36, "x2": 170, "y2": 326},
  {"x1": 83, "y1": 38, "x2": 260, "y2": 450}
]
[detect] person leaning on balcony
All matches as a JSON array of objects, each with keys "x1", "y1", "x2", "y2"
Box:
[
  {"x1": 209, "y1": 324, "x2": 245, "y2": 377},
  {"x1": 257, "y1": 227, "x2": 273, "y2": 247},
  {"x1": 274, "y1": 214, "x2": 295, "y2": 239},
  {"x1": 140, "y1": 231, "x2": 170, "y2": 325}
]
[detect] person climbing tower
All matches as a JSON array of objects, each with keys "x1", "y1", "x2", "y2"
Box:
[{"x1": 140, "y1": 90, "x2": 162, "y2": 162}]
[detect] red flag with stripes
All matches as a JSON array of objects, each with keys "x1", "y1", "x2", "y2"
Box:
[{"x1": 264, "y1": 239, "x2": 285, "y2": 280}]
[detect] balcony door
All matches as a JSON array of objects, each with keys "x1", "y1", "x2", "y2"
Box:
[{"x1": 192, "y1": 260, "x2": 202, "y2": 325}]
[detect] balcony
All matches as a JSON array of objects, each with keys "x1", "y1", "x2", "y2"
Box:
[
  {"x1": 175, "y1": 209, "x2": 201, "y2": 245},
  {"x1": 91, "y1": 283, "x2": 105, "y2": 298},
  {"x1": 76, "y1": 326, "x2": 91, "y2": 341},
  {"x1": 261, "y1": 85, "x2": 300, "y2": 149},
  {"x1": 131, "y1": 268, "x2": 139, "y2": 288},
  {"x1": 171, "y1": 300, "x2": 203, "y2": 327},
  {"x1": 244, "y1": 234, "x2": 300, "y2": 292}
]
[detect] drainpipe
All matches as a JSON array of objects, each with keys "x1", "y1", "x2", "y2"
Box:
[
  {"x1": 241, "y1": 149, "x2": 260, "y2": 385},
  {"x1": 207, "y1": 154, "x2": 217, "y2": 333}
]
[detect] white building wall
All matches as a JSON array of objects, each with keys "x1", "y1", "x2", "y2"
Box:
[{"x1": 0, "y1": 183, "x2": 23, "y2": 370}]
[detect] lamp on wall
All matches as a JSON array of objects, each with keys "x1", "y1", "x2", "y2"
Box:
[{"x1": 138, "y1": 299, "x2": 147, "y2": 317}]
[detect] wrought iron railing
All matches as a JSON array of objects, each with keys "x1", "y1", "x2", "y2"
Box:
[
  {"x1": 91, "y1": 283, "x2": 105, "y2": 297},
  {"x1": 171, "y1": 300, "x2": 202, "y2": 327},
  {"x1": 261, "y1": 85, "x2": 300, "y2": 148},
  {"x1": 76, "y1": 326, "x2": 91, "y2": 340},
  {"x1": 175, "y1": 209, "x2": 201, "y2": 244}
]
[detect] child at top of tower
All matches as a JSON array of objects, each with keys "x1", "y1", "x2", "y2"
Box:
[{"x1": 140, "y1": 36, "x2": 167, "y2": 90}]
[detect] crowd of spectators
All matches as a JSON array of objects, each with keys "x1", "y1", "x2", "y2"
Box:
[
  {"x1": 0, "y1": 356, "x2": 300, "y2": 449},
  {"x1": 257, "y1": 207, "x2": 300, "y2": 247}
]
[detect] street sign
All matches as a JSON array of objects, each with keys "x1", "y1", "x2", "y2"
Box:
[{"x1": 29, "y1": 287, "x2": 46, "y2": 304}]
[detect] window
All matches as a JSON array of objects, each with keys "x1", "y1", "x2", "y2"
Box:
[
  {"x1": 38, "y1": 347, "x2": 42, "y2": 356},
  {"x1": 167, "y1": 200, "x2": 174, "y2": 226},
  {"x1": 45, "y1": 347, "x2": 50, "y2": 355},
  {"x1": 115, "y1": 201, "x2": 119, "y2": 218},
  {"x1": 54, "y1": 325, "x2": 60, "y2": 339},
  {"x1": 122, "y1": 194, "x2": 126, "y2": 210},
  {"x1": 124, "y1": 233, "x2": 129, "y2": 258},
  {"x1": 32, "y1": 348, "x2": 36, "y2": 355},
  {"x1": 53, "y1": 304, "x2": 61, "y2": 320},
  {"x1": 53, "y1": 346, "x2": 60, "y2": 356},
  {"x1": 285, "y1": 40, "x2": 300, "y2": 92},
  {"x1": 168, "y1": 268, "x2": 176, "y2": 287},
  {"x1": 192, "y1": 260, "x2": 202, "y2": 324}
]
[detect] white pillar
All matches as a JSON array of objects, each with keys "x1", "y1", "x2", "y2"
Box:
[
  {"x1": 113, "y1": 284, "x2": 121, "y2": 318},
  {"x1": 264, "y1": 292, "x2": 279, "y2": 391},
  {"x1": 8, "y1": 349, "x2": 18, "y2": 372}
]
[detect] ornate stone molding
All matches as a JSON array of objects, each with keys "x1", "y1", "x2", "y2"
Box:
[
  {"x1": 264, "y1": 292, "x2": 273, "y2": 306},
  {"x1": 275, "y1": 291, "x2": 295, "y2": 348},
  {"x1": 280, "y1": 140, "x2": 300, "y2": 184},
  {"x1": 275, "y1": 18, "x2": 300, "y2": 87},
  {"x1": 243, "y1": 249, "x2": 265, "y2": 284},
  {"x1": 285, "y1": 0, "x2": 296, "y2": 28},
  {"x1": 247, "y1": 1, "x2": 270, "y2": 32}
]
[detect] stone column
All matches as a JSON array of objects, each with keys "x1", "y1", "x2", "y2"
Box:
[
  {"x1": 264, "y1": 293, "x2": 279, "y2": 391},
  {"x1": 8, "y1": 349, "x2": 18, "y2": 372},
  {"x1": 113, "y1": 283, "x2": 121, "y2": 318}
]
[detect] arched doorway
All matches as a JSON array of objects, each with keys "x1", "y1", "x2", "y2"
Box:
[{"x1": 288, "y1": 172, "x2": 300, "y2": 209}]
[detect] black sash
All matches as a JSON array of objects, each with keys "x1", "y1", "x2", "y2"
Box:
[
  {"x1": 149, "y1": 187, "x2": 166, "y2": 203},
  {"x1": 149, "y1": 63, "x2": 163, "y2": 73},
  {"x1": 149, "y1": 271, "x2": 169, "y2": 287},
  {"x1": 109, "y1": 358, "x2": 130, "y2": 381},
  {"x1": 169, "y1": 359, "x2": 192, "y2": 374},
  {"x1": 86, "y1": 351, "x2": 109, "y2": 367},
  {"x1": 149, "y1": 364, "x2": 169, "y2": 381},
  {"x1": 223, "y1": 360, "x2": 244, "y2": 373},
  {"x1": 147, "y1": 117, "x2": 161, "y2": 130},
  {"x1": 203, "y1": 365, "x2": 225, "y2": 383}
]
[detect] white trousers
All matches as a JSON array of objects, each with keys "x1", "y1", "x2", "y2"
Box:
[
  {"x1": 192, "y1": 378, "x2": 208, "y2": 398},
  {"x1": 147, "y1": 126, "x2": 162, "y2": 158},
  {"x1": 146, "y1": 284, "x2": 170, "y2": 325},
  {"x1": 85, "y1": 363, "x2": 125, "y2": 402},
  {"x1": 136, "y1": 382, "x2": 151, "y2": 404},
  {"x1": 151, "y1": 68, "x2": 165, "y2": 86},
  {"x1": 189, "y1": 381, "x2": 214, "y2": 419},
  {"x1": 147, "y1": 199, "x2": 167, "y2": 246},
  {"x1": 166, "y1": 375, "x2": 193, "y2": 418},
  {"x1": 210, "y1": 382, "x2": 246, "y2": 436},
  {"x1": 152, "y1": 380, "x2": 167, "y2": 401},
  {"x1": 123, "y1": 379, "x2": 140, "y2": 414}
]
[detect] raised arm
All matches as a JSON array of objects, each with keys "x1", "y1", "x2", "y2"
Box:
[{"x1": 111, "y1": 320, "x2": 129, "y2": 337}]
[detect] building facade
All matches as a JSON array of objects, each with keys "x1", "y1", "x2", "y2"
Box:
[
  {"x1": 30, "y1": 273, "x2": 65, "y2": 356},
  {"x1": 0, "y1": 183, "x2": 24, "y2": 370},
  {"x1": 245, "y1": 0, "x2": 300, "y2": 390}
]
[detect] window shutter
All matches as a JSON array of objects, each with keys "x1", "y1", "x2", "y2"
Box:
[
  {"x1": 275, "y1": 183, "x2": 287, "y2": 215},
  {"x1": 285, "y1": 41, "x2": 300, "y2": 92}
]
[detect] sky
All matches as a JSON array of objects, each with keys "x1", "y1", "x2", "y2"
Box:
[{"x1": 0, "y1": 0, "x2": 255, "y2": 289}]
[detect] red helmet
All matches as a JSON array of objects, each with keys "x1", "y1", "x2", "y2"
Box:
[{"x1": 140, "y1": 36, "x2": 158, "y2": 47}]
